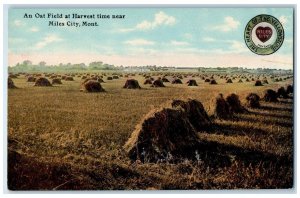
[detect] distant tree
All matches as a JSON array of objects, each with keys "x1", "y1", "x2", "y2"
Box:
[
  {"x1": 22, "y1": 60, "x2": 32, "y2": 66},
  {"x1": 39, "y1": 61, "x2": 46, "y2": 67}
]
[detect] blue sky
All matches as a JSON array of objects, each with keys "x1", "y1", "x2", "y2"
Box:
[{"x1": 8, "y1": 7, "x2": 294, "y2": 69}]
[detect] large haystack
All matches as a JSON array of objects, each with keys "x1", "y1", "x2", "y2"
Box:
[
  {"x1": 151, "y1": 79, "x2": 165, "y2": 87},
  {"x1": 187, "y1": 79, "x2": 198, "y2": 86},
  {"x1": 277, "y1": 87, "x2": 288, "y2": 98},
  {"x1": 246, "y1": 93, "x2": 260, "y2": 108},
  {"x1": 172, "y1": 79, "x2": 183, "y2": 84},
  {"x1": 264, "y1": 89, "x2": 278, "y2": 102},
  {"x1": 171, "y1": 99, "x2": 211, "y2": 131},
  {"x1": 82, "y1": 80, "x2": 105, "y2": 92},
  {"x1": 8, "y1": 78, "x2": 17, "y2": 89},
  {"x1": 107, "y1": 77, "x2": 113, "y2": 80},
  {"x1": 124, "y1": 108, "x2": 200, "y2": 162},
  {"x1": 226, "y1": 93, "x2": 247, "y2": 113},
  {"x1": 204, "y1": 79, "x2": 210, "y2": 83},
  {"x1": 113, "y1": 75, "x2": 119, "y2": 79},
  {"x1": 123, "y1": 79, "x2": 141, "y2": 89},
  {"x1": 52, "y1": 78, "x2": 62, "y2": 85},
  {"x1": 214, "y1": 94, "x2": 231, "y2": 119},
  {"x1": 34, "y1": 77, "x2": 52, "y2": 87}
]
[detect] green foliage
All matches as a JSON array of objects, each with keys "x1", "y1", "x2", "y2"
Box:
[{"x1": 8, "y1": 60, "x2": 119, "y2": 72}]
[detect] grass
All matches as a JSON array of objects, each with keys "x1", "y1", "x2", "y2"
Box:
[{"x1": 7, "y1": 73, "x2": 293, "y2": 190}]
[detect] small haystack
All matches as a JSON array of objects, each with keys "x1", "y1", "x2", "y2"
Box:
[
  {"x1": 52, "y1": 78, "x2": 62, "y2": 85},
  {"x1": 214, "y1": 94, "x2": 231, "y2": 119},
  {"x1": 286, "y1": 85, "x2": 293, "y2": 94},
  {"x1": 246, "y1": 93, "x2": 260, "y2": 108},
  {"x1": 277, "y1": 87, "x2": 288, "y2": 98},
  {"x1": 8, "y1": 78, "x2": 17, "y2": 89},
  {"x1": 82, "y1": 80, "x2": 105, "y2": 92},
  {"x1": 162, "y1": 77, "x2": 170, "y2": 82},
  {"x1": 81, "y1": 76, "x2": 87, "y2": 80},
  {"x1": 144, "y1": 79, "x2": 152, "y2": 85},
  {"x1": 65, "y1": 76, "x2": 74, "y2": 81},
  {"x1": 27, "y1": 76, "x2": 36, "y2": 82},
  {"x1": 264, "y1": 89, "x2": 278, "y2": 102},
  {"x1": 124, "y1": 108, "x2": 200, "y2": 162},
  {"x1": 226, "y1": 79, "x2": 233, "y2": 83},
  {"x1": 123, "y1": 79, "x2": 141, "y2": 89},
  {"x1": 187, "y1": 79, "x2": 198, "y2": 86},
  {"x1": 34, "y1": 77, "x2": 52, "y2": 87},
  {"x1": 9, "y1": 74, "x2": 18, "y2": 78},
  {"x1": 255, "y1": 80, "x2": 263, "y2": 86},
  {"x1": 238, "y1": 79, "x2": 243, "y2": 83},
  {"x1": 172, "y1": 79, "x2": 183, "y2": 84},
  {"x1": 107, "y1": 77, "x2": 113, "y2": 80},
  {"x1": 113, "y1": 75, "x2": 119, "y2": 79},
  {"x1": 226, "y1": 93, "x2": 247, "y2": 113},
  {"x1": 210, "y1": 79, "x2": 217, "y2": 84},
  {"x1": 204, "y1": 79, "x2": 210, "y2": 83},
  {"x1": 151, "y1": 79, "x2": 165, "y2": 87},
  {"x1": 98, "y1": 78, "x2": 105, "y2": 83},
  {"x1": 262, "y1": 79, "x2": 269, "y2": 84},
  {"x1": 171, "y1": 99, "x2": 211, "y2": 131},
  {"x1": 246, "y1": 78, "x2": 250, "y2": 82}
]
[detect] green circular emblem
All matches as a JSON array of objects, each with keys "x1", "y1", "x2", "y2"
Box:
[{"x1": 244, "y1": 14, "x2": 284, "y2": 55}]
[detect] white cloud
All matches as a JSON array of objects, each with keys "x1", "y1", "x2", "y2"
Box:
[
  {"x1": 13, "y1": 20, "x2": 25, "y2": 27},
  {"x1": 226, "y1": 40, "x2": 248, "y2": 53},
  {"x1": 170, "y1": 40, "x2": 190, "y2": 46},
  {"x1": 202, "y1": 37, "x2": 216, "y2": 42},
  {"x1": 35, "y1": 34, "x2": 63, "y2": 49},
  {"x1": 118, "y1": 11, "x2": 176, "y2": 32},
  {"x1": 136, "y1": 20, "x2": 153, "y2": 30},
  {"x1": 279, "y1": 15, "x2": 288, "y2": 25},
  {"x1": 212, "y1": 16, "x2": 240, "y2": 32},
  {"x1": 123, "y1": 39, "x2": 155, "y2": 46},
  {"x1": 29, "y1": 27, "x2": 39, "y2": 32}
]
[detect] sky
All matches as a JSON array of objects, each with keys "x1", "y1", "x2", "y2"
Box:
[{"x1": 8, "y1": 7, "x2": 294, "y2": 69}]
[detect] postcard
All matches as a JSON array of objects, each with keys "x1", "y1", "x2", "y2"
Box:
[{"x1": 6, "y1": 5, "x2": 294, "y2": 191}]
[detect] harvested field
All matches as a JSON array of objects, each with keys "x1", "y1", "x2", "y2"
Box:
[{"x1": 8, "y1": 72, "x2": 294, "y2": 190}]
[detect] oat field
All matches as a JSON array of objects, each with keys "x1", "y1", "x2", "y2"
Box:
[{"x1": 7, "y1": 72, "x2": 294, "y2": 190}]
